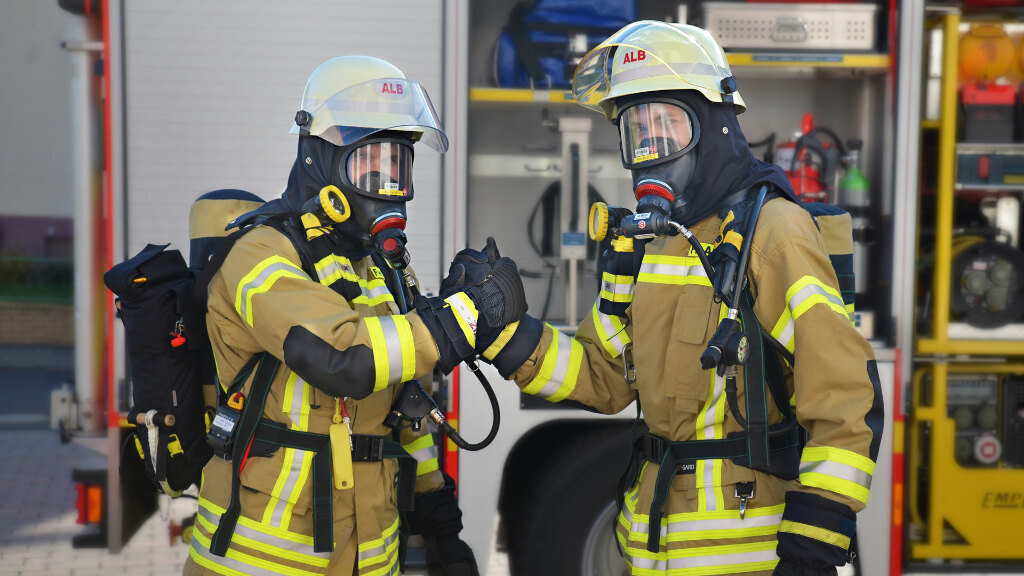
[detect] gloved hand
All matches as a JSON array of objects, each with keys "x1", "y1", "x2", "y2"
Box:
[
  {"x1": 461, "y1": 256, "x2": 528, "y2": 352},
  {"x1": 417, "y1": 247, "x2": 527, "y2": 373},
  {"x1": 772, "y1": 559, "x2": 838, "y2": 576},
  {"x1": 406, "y1": 474, "x2": 480, "y2": 576},
  {"x1": 440, "y1": 237, "x2": 503, "y2": 298}
]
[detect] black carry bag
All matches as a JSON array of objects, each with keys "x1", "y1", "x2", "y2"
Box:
[{"x1": 105, "y1": 243, "x2": 211, "y2": 496}]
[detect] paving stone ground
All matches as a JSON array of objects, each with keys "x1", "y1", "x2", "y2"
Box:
[{"x1": 0, "y1": 429, "x2": 194, "y2": 576}]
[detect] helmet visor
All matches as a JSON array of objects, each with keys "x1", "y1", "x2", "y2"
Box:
[
  {"x1": 618, "y1": 102, "x2": 693, "y2": 167},
  {"x1": 572, "y1": 21, "x2": 734, "y2": 116},
  {"x1": 345, "y1": 140, "x2": 414, "y2": 200},
  {"x1": 292, "y1": 78, "x2": 448, "y2": 153}
]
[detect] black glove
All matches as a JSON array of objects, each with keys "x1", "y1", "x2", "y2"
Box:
[
  {"x1": 405, "y1": 474, "x2": 480, "y2": 576},
  {"x1": 773, "y1": 559, "x2": 837, "y2": 576},
  {"x1": 440, "y1": 237, "x2": 503, "y2": 298},
  {"x1": 417, "y1": 254, "x2": 527, "y2": 373},
  {"x1": 461, "y1": 256, "x2": 528, "y2": 351}
]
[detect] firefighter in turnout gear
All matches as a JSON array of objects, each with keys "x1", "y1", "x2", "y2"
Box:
[
  {"x1": 184, "y1": 56, "x2": 525, "y2": 576},
  {"x1": 450, "y1": 22, "x2": 884, "y2": 576}
]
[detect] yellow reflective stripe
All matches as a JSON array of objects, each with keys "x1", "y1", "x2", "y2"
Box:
[
  {"x1": 199, "y1": 497, "x2": 315, "y2": 546},
  {"x1": 617, "y1": 537, "x2": 779, "y2": 573},
  {"x1": 637, "y1": 253, "x2": 711, "y2": 286},
  {"x1": 193, "y1": 510, "x2": 329, "y2": 569},
  {"x1": 445, "y1": 292, "x2": 478, "y2": 349},
  {"x1": 235, "y1": 256, "x2": 309, "y2": 326},
  {"x1": 364, "y1": 317, "x2": 391, "y2": 391},
  {"x1": 357, "y1": 516, "x2": 401, "y2": 568},
  {"x1": 770, "y1": 276, "x2": 848, "y2": 353},
  {"x1": 394, "y1": 315, "x2": 416, "y2": 383},
  {"x1": 620, "y1": 491, "x2": 784, "y2": 543},
  {"x1": 522, "y1": 328, "x2": 583, "y2": 402},
  {"x1": 190, "y1": 527, "x2": 325, "y2": 576},
  {"x1": 600, "y1": 271, "x2": 635, "y2": 303},
  {"x1": 281, "y1": 451, "x2": 314, "y2": 530},
  {"x1": 360, "y1": 278, "x2": 395, "y2": 307},
  {"x1": 314, "y1": 254, "x2": 358, "y2": 285},
  {"x1": 779, "y1": 519, "x2": 851, "y2": 550},
  {"x1": 799, "y1": 446, "x2": 874, "y2": 504},
  {"x1": 363, "y1": 316, "x2": 414, "y2": 391},
  {"x1": 482, "y1": 321, "x2": 520, "y2": 361},
  {"x1": 696, "y1": 303, "x2": 729, "y2": 512},
  {"x1": 592, "y1": 302, "x2": 631, "y2": 358},
  {"x1": 403, "y1": 433, "x2": 440, "y2": 474},
  {"x1": 403, "y1": 433, "x2": 435, "y2": 455}
]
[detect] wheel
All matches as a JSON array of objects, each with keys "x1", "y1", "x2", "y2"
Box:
[{"x1": 508, "y1": 425, "x2": 631, "y2": 576}]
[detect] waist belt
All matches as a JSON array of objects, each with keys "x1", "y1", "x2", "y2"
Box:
[
  {"x1": 631, "y1": 427, "x2": 801, "y2": 553},
  {"x1": 208, "y1": 354, "x2": 417, "y2": 557}
]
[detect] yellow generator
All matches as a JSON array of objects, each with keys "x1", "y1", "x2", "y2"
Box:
[{"x1": 909, "y1": 363, "x2": 1024, "y2": 559}]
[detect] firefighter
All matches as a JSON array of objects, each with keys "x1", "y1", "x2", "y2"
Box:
[
  {"x1": 184, "y1": 55, "x2": 526, "y2": 576},
  {"x1": 451, "y1": 22, "x2": 884, "y2": 576}
]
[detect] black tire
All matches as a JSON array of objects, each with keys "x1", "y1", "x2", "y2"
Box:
[{"x1": 508, "y1": 425, "x2": 632, "y2": 576}]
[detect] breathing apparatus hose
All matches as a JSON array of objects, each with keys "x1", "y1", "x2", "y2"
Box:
[{"x1": 385, "y1": 262, "x2": 500, "y2": 452}]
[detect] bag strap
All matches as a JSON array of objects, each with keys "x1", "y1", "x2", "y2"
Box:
[{"x1": 209, "y1": 353, "x2": 282, "y2": 556}]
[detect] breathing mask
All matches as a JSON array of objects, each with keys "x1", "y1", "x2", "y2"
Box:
[{"x1": 617, "y1": 98, "x2": 700, "y2": 222}]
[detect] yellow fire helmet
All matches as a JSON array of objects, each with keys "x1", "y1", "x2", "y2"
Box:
[
  {"x1": 572, "y1": 21, "x2": 745, "y2": 122},
  {"x1": 290, "y1": 55, "x2": 448, "y2": 153}
]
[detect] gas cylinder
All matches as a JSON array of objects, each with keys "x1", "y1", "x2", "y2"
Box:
[{"x1": 839, "y1": 139, "x2": 870, "y2": 295}]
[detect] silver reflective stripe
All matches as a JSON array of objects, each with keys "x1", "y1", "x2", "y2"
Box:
[
  {"x1": 595, "y1": 309, "x2": 629, "y2": 358},
  {"x1": 627, "y1": 546, "x2": 779, "y2": 571},
  {"x1": 238, "y1": 261, "x2": 307, "y2": 321},
  {"x1": 611, "y1": 61, "x2": 723, "y2": 86},
  {"x1": 378, "y1": 316, "x2": 405, "y2": 386},
  {"x1": 789, "y1": 283, "x2": 845, "y2": 312},
  {"x1": 191, "y1": 533, "x2": 290, "y2": 576},
  {"x1": 408, "y1": 443, "x2": 437, "y2": 466},
  {"x1": 196, "y1": 505, "x2": 329, "y2": 560},
  {"x1": 316, "y1": 258, "x2": 354, "y2": 285},
  {"x1": 638, "y1": 261, "x2": 709, "y2": 279},
  {"x1": 625, "y1": 506, "x2": 783, "y2": 539},
  {"x1": 363, "y1": 281, "x2": 393, "y2": 303},
  {"x1": 699, "y1": 367, "x2": 726, "y2": 511},
  {"x1": 288, "y1": 376, "x2": 306, "y2": 427},
  {"x1": 357, "y1": 529, "x2": 401, "y2": 564},
  {"x1": 800, "y1": 459, "x2": 873, "y2": 490},
  {"x1": 775, "y1": 318, "x2": 795, "y2": 350},
  {"x1": 537, "y1": 332, "x2": 573, "y2": 399},
  {"x1": 268, "y1": 448, "x2": 310, "y2": 528}
]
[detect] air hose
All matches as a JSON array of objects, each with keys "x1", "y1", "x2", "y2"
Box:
[{"x1": 380, "y1": 246, "x2": 501, "y2": 452}]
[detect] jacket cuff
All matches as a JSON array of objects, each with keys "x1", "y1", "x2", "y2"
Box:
[
  {"x1": 776, "y1": 491, "x2": 856, "y2": 567},
  {"x1": 483, "y1": 314, "x2": 543, "y2": 379}
]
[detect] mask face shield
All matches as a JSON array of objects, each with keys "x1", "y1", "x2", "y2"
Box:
[
  {"x1": 343, "y1": 140, "x2": 415, "y2": 201},
  {"x1": 618, "y1": 101, "x2": 697, "y2": 168}
]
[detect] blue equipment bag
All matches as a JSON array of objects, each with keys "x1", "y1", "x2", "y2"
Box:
[{"x1": 493, "y1": 0, "x2": 636, "y2": 89}]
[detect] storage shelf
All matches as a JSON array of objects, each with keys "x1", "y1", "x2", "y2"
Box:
[
  {"x1": 469, "y1": 53, "x2": 890, "y2": 105},
  {"x1": 726, "y1": 52, "x2": 890, "y2": 70}
]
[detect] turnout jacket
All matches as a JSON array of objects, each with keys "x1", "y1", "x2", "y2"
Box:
[
  {"x1": 186, "y1": 224, "x2": 446, "y2": 576},
  {"x1": 499, "y1": 198, "x2": 883, "y2": 575}
]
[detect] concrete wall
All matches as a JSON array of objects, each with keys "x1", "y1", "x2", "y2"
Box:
[{"x1": 0, "y1": 0, "x2": 77, "y2": 219}]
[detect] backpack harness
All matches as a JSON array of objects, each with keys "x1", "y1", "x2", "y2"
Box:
[{"x1": 613, "y1": 186, "x2": 856, "y2": 553}]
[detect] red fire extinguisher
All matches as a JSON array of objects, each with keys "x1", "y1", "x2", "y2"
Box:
[{"x1": 774, "y1": 114, "x2": 844, "y2": 203}]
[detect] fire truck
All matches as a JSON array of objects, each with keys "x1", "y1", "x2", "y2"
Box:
[{"x1": 55, "y1": 1, "x2": 1024, "y2": 574}]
